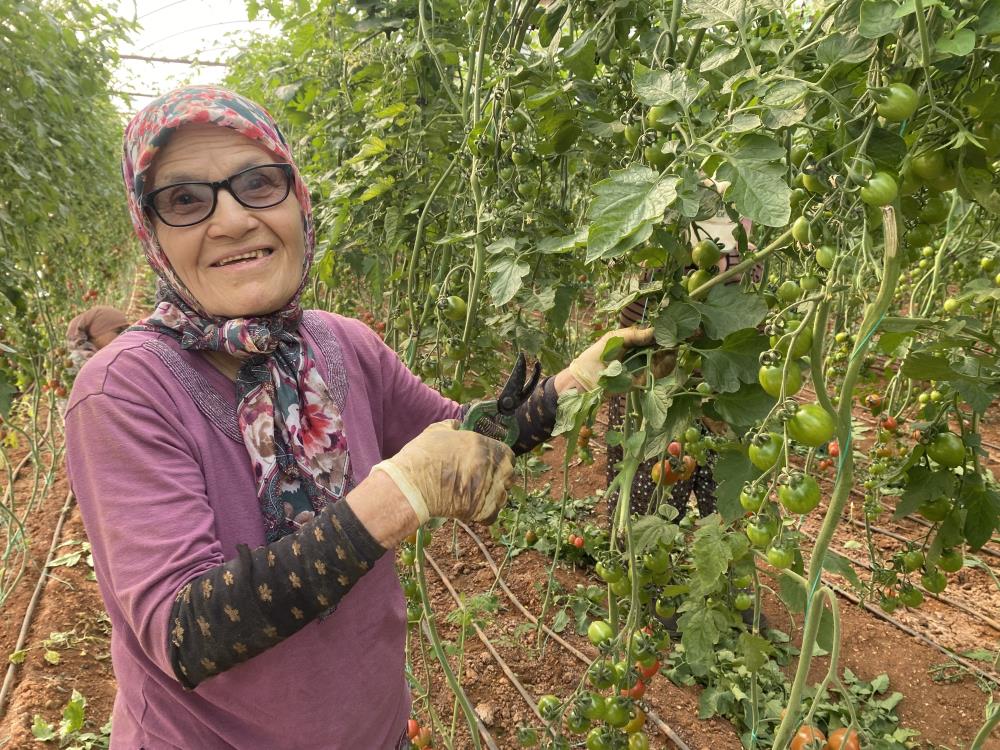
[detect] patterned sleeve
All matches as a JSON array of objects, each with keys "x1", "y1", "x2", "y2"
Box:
[
  {"x1": 464, "y1": 375, "x2": 558, "y2": 456},
  {"x1": 168, "y1": 499, "x2": 385, "y2": 689}
]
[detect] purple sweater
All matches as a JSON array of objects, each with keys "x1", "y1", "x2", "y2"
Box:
[{"x1": 64, "y1": 311, "x2": 460, "y2": 749}]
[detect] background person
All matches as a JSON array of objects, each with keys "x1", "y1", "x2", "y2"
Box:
[
  {"x1": 65, "y1": 305, "x2": 128, "y2": 373},
  {"x1": 63, "y1": 85, "x2": 650, "y2": 750}
]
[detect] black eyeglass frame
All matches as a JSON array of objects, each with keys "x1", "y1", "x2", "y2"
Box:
[{"x1": 142, "y1": 162, "x2": 295, "y2": 228}]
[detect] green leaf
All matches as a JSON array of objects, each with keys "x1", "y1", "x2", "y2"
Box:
[
  {"x1": 645, "y1": 394, "x2": 701, "y2": 460},
  {"x1": 632, "y1": 66, "x2": 709, "y2": 110},
  {"x1": 716, "y1": 135, "x2": 792, "y2": 227},
  {"x1": 0, "y1": 373, "x2": 15, "y2": 420},
  {"x1": 487, "y1": 255, "x2": 530, "y2": 306},
  {"x1": 823, "y1": 551, "x2": 862, "y2": 589},
  {"x1": 632, "y1": 515, "x2": 681, "y2": 553},
  {"x1": 700, "y1": 45, "x2": 742, "y2": 71},
  {"x1": 936, "y1": 27, "x2": 976, "y2": 56},
  {"x1": 44, "y1": 649, "x2": 60, "y2": 665},
  {"x1": 561, "y1": 35, "x2": 597, "y2": 80},
  {"x1": 59, "y1": 690, "x2": 86, "y2": 737},
  {"x1": 642, "y1": 379, "x2": 676, "y2": 430},
  {"x1": 954, "y1": 381, "x2": 993, "y2": 414},
  {"x1": 815, "y1": 33, "x2": 877, "y2": 65},
  {"x1": 653, "y1": 302, "x2": 701, "y2": 347},
  {"x1": 553, "y1": 389, "x2": 602, "y2": 437},
  {"x1": 697, "y1": 330, "x2": 770, "y2": 393},
  {"x1": 712, "y1": 449, "x2": 758, "y2": 523},
  {"x1": 979, "y1": 0, "x2": 1000, "y2": 33},
  {"x1": 677, "y1": 601, "x2": 728, "y2": 674},
  {"x1": 963, "y1": 485, "x2": 1000, "y2": 551},
  {"x1": 712, "y1": 384, "x2": 774, "y2": 430},
  {"x1": 686, "y1": 0, "x2": 776, "y2": 29},
  {"x1": 778, "y1": 572, "x2": 807, "y2": 613},
  {"x1": 893, "y1": 466, "x2": 955, "y2": 519},
  {"x1": 9, "y1": 649, "x2": 26, "y2": 664},
  {"x1": 738, "y1": 631, "x2": 774, "y2": 672},
  {"x1": 32, "y1": 715, "x2": 56, "y2": 741},
  {"x1": 900, "y1": 352, "x2": 964, "y2": 381},
  {"x1": 859, "y1": 0, "x2": 903, "y2": 38},
  {"x1": 693, "y1": 284, "x2": 769, "y2": 340},
  {"x1": 586, "y1": 166, "x2": 679, "y2": 262},
  {"x1": 867, "y1": 127, "x2": 908, "y2": 173},
  {"x1": 691, "y1": 520, "x2": 734, "y2": 595},
  {"x1": 552, "y1": 607, "x2": 570, "y2": 633}
]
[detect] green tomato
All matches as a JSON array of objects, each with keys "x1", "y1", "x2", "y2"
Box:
[
  {"x1": 802, "y1": 172, "x2": 827, "y2": 194},
  {"x1": 565, "y1": 709, "x2": 591, "y2": 734},
  {"x1": 739, "y1": 485, "x2": 767, "y2": 513},
  {"x1": 939, "y1": 548, "x2": 964, "y2": 573},
  {"x1": 899, "y1": 586, "x2": 924, "y2": 608},
  {"x1": 767, "y1": 544, "x2": 795, "y2": 569},
  {"x1": 588, "y1": 620, "x2": 614, "y2": 647},
  {"x1": 790, "y1": 143, "x2": 810, "y2": 167},
  {"x1": 860, "y1": 172, "x2": 898, "y2": 207},
  {"x1": 746, "y1": 518, "x2": 777, "y2": 548},
  {"x1": 686, "y1": 268, "x2": 713, "y2": 293},
  {"x1": 642, "y1": 545, "x2": 670, "y2": 574},
  {"x1": 537, "y1": 694, "x2": 562, "y2": 722},
  {"x1": 692, "y1": 239, "x2": 722, "y2": 270},
  {"x1": 596, "y1": 560, "x2": 625, "y2": 583},
  {"x1": 758, "y1": 362, "x2": 803, "y2": 398},
  {"x1": 577, "y1": 692, "x2": 607, "y2": 721},
  {"x1": 791, "y1": 215, "x2": 813, "y2": 244},
  {"x1": 778, "y1": 474, "x2": 821, "y2": 514},
  {"x1": 588, "y1": 660, "x2": 615, "y2": 690},
  {"x1": 917, "y1": 496, "x2": 950, "y2": 523},
  {"x1": 771, "y1": 327, "x2": 813, "y2": 359},
  {"x1": 816, "y1": 244, "x2": 836, "y2": 270},
  {"x1": 787, "y1": 404, "x2": 835, "y2": 448},
  {"x1": 654, "y1": 597, "x2": 676, "y2": 619},
  {"x1": 747, "y1": 432, "x2": 784, "y2": 471},
  {"x1": 873, "y1": 82, "x2": 919, "y2": 122},
  {"x1": 629, "y1": 732, "x2": 650, "y2": 750},
  {"x1": 921, "y1": 569, "x2": 948, "y2": 594},
  {"x1": 733, "y1": 592, "x2": 753, "y2": 611},
  {"x1": 586, "y1": 727, "x2": 614, "y2": 750},
  {"x1": 439, "y1": 295, "x2": 468, "y2": 321},
  {"x1": 880, "y1": 595, "x2": 900, "y2": 613},
  {"x1": 507, "y1": 111, "x2": 527, "y2": 133},
  {"x1": 900, "y1": 550, "x2": 925, "y2": 573},
  {"x1": 517, "y1": 726, "x2": 540, "y2": 747},
  {"x1": 748, "y1": 432, "x2": 783, "y2": 471},
  {"x1": 926, "y1": 431, "x2": 965, "y2": 468},
  {"x1": 732, "y1": 573, "x2": 753, "y2": 588},
  {"x1": 910, "y1": 150, "x2": 946, "y2": 181},
  {"x1": 776, "y1": 280, "x2": 802, "y2": 303},
  {"x1": 801, "y1": 275, "x2": 821, "y2": 292},
  {"x1": 920, "y1": 192, "x2": 949, "y2": 224},
  {"x1": 624, "y1": 123, "x2": 642, "y2": 147},
  {"x1": 603, "y1": 696, "x2": 633, "y2": 728}
]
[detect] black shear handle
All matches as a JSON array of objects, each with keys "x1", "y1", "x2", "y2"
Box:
[{"x1": 497, "y1": 353, "x2": 542, "y2": 416}]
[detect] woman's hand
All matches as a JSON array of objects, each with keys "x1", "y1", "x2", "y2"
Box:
[
  {"x1": 559, "y1": 326, "x2": 656, "y2": 393},
  {"x1": 370, "y1": 420, "x2": 515, "y2": 526}
]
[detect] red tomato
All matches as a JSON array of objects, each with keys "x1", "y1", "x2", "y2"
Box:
[
  {"x1": 407, "y1": 720, "x2": 420, "y2": 740},
  {"x1": 828, "y1": 440, "x2": 840, "y2": 457},
  {"x1": 881, "y1": 414, "x2": 898, "y2": 431},
  {"x1": 790, "y1": 726, "x2": 826, "y2": 750},
  {"x1": 667, "y1": 440, "x2": 682, "y2": 456},
  {"x1": 638, "y1": 660, "x2": 660, "y2": 680},
  {"x1": 573, "y1": 535, "x2": 585, "y2": 549},
  {"x1": 824, "y1": 727, "x2": 860, "y2": 750},
  {"x1": 621, "y1": 679, "x2": 647, "y2": 700}
]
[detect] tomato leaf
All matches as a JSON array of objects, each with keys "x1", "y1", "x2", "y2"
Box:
[
  {"x1": 632, "y1": 514, "x2": 681, "y2": 553},
  {"x1": 711, "y1": 384, "x2": 775, "y2": 430},
  {"x1": 59, "y1": 690, "x2": 86, "y2": 737},
  {"x1": 693, "y1": 284, "x2": 769, "y2": 340},
  {"x1": 487, "y1": 255, "x2": 529, "y2": 306},
  {"x1": 31, "y1": 715, "x2": 56, "y2": 741},
  {"x1": 586, "y1": 166, "x2": 679, "y2": 261},
  {"x1": 641, "y1": 379, "x2": 676, "y2": 430},
  {"x1": 653, "y1": 302, "x2": 701, "y2": 347},
  {"x1": 822, "y1": 551, "x2": 862, "y2": 589},
  {"x1": 632, "y1": 66, "x2": 708, "y2": 111},
  {"x1": 691, "y1": 519, "x2": 734, "y2": 595},
  {"x1": 893, "y1": 466, "x2": 955, "y2": 519},
  {"x1": 738, "y1": 632, "x2": 774, "y2": 672},
  {"x1": 859, "y1": 0, "x2": 903, "y2": 37},
  {"x1": 979, "y1": 0, "x2": 1000, "y2": 33},
  {"x1": 677, "y1": 600, "x2": 728, "y2": 674},
  {"x1": 697, "y1": 329, "x2": 770, "y2": 392},
  {"x1": 686, "y1": 0, "x2": 774, "y2": 30},
  {"x1": 712, "y1": 449, "x2": 757, "y2": 523},
  {"x1": 962, "y1": 484, "x2": 1000, "y2": 551},
  {"x1": 715, "y1": 135, "x2": 792, "y2": 227},
  {"x1": 816, "y1": 33, "x2": 877, "y2": 65},
  {"x1": 936, "y1": 27, "x2": 976, "y2": 56}
]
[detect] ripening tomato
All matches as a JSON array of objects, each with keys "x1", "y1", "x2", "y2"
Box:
[
  {"x1": 408, "y1": 719, "x2": 420, "y2": 740},
  {"x1": 790, "y1": 725, "x2": 826, "y2": 750},
  {"x1": 824, "y1": 727, "x2": 861, "y2": 750}
]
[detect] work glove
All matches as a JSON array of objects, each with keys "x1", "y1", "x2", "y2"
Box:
[
  {"x1": 566, "y1": 326, "x2": 656, "y2": 392},
  {"x1": 370, "y1": 420, "x2": 515, "y2": 525}
]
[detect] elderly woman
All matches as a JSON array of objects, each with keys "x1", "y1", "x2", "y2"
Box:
[
  {"x1": 64, "y1": 86, "x2": 650, "y2": 749},
  {"x1": 65, "y1": 305, "x2": 128, "y2": 373}
]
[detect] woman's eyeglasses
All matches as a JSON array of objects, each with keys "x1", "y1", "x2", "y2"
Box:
[{"x1": 142, "y1": 163, "x2": 294, "y2": 227}]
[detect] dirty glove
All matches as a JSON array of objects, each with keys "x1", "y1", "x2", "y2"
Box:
[
  {"x1": 370, "y1": 420, "x2": 515, "y2": 525},
  {"x1": 565, "y1": 326, "x2": 656, "y2": 391}
]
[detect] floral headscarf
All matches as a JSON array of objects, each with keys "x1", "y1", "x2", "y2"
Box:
[{"x1": 124, "y1": 85, "x2": 349, "y2": 542}]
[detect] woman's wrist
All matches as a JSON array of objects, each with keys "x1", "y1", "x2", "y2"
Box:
[{"x1": 345, "y1": 470, "x2": 420, "y2": 549}]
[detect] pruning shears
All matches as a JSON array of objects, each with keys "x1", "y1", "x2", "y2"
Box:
[{"x1": 461, "y1": 352, "x2": 541, "y2": 447}]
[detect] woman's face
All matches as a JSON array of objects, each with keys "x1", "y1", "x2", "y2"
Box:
[{"x1": 147, "y1": 124, "x2": 306, "y2": 318}]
